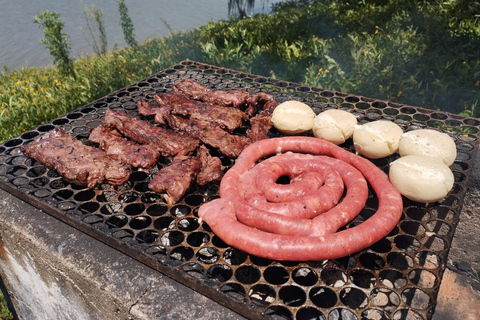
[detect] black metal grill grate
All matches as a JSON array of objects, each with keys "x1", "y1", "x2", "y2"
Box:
[{"x1": 1, "y1": 60, "x2": 479, "y2": 320}]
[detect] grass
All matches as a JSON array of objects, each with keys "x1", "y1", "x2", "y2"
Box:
[{"x1": 0, "y1": 0, "x2": 479, "y2": 315}]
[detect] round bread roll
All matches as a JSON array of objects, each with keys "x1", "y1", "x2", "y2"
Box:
[
  {"x1": 271, "y1": 100, "x2": 316, "y2": 135},
  {"x1": 399, "y1": 129, "x2": 457, "y2": 166},
  {"x1": 389, "y1": 155, "x2": 454, "y2": 203},
  {"x1": 353, "y1": 120, "x2": 403, "y2": 159},
  {"x1": 312, "y1": 109, "x2": 357, "y2": 145}
]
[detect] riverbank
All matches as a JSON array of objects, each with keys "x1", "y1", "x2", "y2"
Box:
[{"x1": 1, "y1": 0, "x2": 479, "y2": 143}]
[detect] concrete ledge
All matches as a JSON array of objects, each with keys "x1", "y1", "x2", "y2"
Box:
[{"x1": 0, "y1": 188, "x2": 245, "y2": 320}]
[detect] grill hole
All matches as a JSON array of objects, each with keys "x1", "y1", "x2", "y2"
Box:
[
  {"x1": 370, "y1": 288, "x2": 401, "y2": 312},
  {"x1": 75, "y1": 189, "x2": 96, "y2": 201},
  {"x1": 26, "y1": 166, "x2": 46, "y2": 177},
  {"x1": 406, "y1": 206, "x2": 431, "y2": 222},
  {"x1": 207, "y1": 264, "x2": 232, "y2": 282},
  {"x1": 124, "y1": 203, "x2": 145, "y2": 215},
  {"x1": 140, "y1": 192, "x2": 163, "y2": 204},
  {"x1": 33, "y1": 188, "x2": 51, "y2": 198},
  {"x1": 177, "y1": 217, "x2": 200, "y2": 231},
  {"x1": 408, "y1": 268, "x2": 437, "y2": 289},
  {"x1": 170, "y1": 205, "x2": 191, "y2": 217},
  {"x1": 264, "y1": 266, "x2": 290, "y2": 285},
  {"x1": 112, "y1": 229, "x2": 134, "y2": 241},
  {"x1": 309, "y1": 286, "x2": 337, "y2": 308},
  {"x1": 78, "y1": 202, "x2": 100, "y2": 214},
  {"x1": 401, "y1": 288, "x2": 431, "y2": 310},
  {"x1": 154, "y1": 216, "x2": 175, "y2": 230},
  {"x1": 101, "y1": 203, "x2": 123, "y2": 215},
  {"x1": 249, "y1": 284, "x2": 276, "y2": 306},
  {"x1": 359, "y1": 252, "x2": 385, "y2": 270},
  {"x1": 106, "y1": 215, "x2": 128, "y2": 228},
  {"x1": 349, "y1": 269, "x2": 376, "y2": 288},
  {"x1": 146, "y1": 203, "x2": 168, "y2": 216},
  {"x1": 379, "y1": 269, "x2": 407, "y2": 289},
  {"x1": 130, "y1": 216, "x2": 152, "y2": 229},
  {"x1": 321, "y1": 268, "x2": 347, "y2": 287},
  {"x1": 118, "y1": 191, "x2": 139, "y2": 203},
  {"x1": 185, "y1": 194, "x2": 204, "y2": 206},
  {"x1": 387, "y1": 252, "x2": 414, "y2": 270},
  {"x1": 279, "y1": 285, "x2": 306, "y2": 307},
  {"x1": 145, "y1": 245, "x2": 167, "y2": 259},
  {"x1": 369, "y1": 239, "x2": 392, "y2": 253},
  {"x1": 161, "y1": 231, "x2": 184, "y2": 246},
  {"x1": 328, "y1": 308, "x2": 357, "y2": 320},
  {"x1": 8, "y1": 166, "x2": 26, "y2": 176},
  {"x1": 136, "y1": 229, "x2": 159, "y2": 244},
  {"x1": 57, "y1": 201, "x2": 76, "y2": 211},
  {"x1": 400, "y1": 220, "x2": 425, "y2": 236},
  {"x1": 394, "y1": 235, "x2": 420, "y2": 252},
  {"x1": 186, "y1": 231, "x2": 210, "y2": 247},
  {"x1": 235, "y1": 265, "x2": 261, "y2": 284},
  {"x1": 292, "y1": 267, "x2": 318, "y2": 286},
  {"x1": 196, "y1": 247, "x2": 219, "y2": 264},
  {"x1": 264, "y1": 305, "x2": 293, "y2": 320},
  {"x1": 82, "y1": 214, "x2": 104, "y2": 225},
  {"x1": 219, "y1": 283, "x2": 245, "y2": 302},
  {"x1": 340, "y1": 287, "x2": 368, "y2": 310},
  {"x1": 181, "y1": 262, "x2": 206, "y2": 281},
  {"x1": 393, "y1": 308, "x2": 424, "y2": 320},
  {"x1": 31, "y1": 177, "x2": 49, "y2": 188},
  {"x1": 170, "y1": 246, "x2": 194, "y2": 262},
  {"x1": 296, "y1": 307, "x2": 325, "y2": 320},
  {"x1": 223, "y1": 248, "x2": 248, "y2": 265},
  {"x1": 415, "y1": 251, "x2": 440, "y2": 269},
  {"x1": 4, "y1": 139, "x2": 23, "y2": 148},
  {"x1": 426, "y1": 220, "x2": 451, "y2": 237},
  {"x1": 50, "y1": 179, "x2": 69, "y2": 189},
  {"x1": 421, "y1": 235, "x2": 447, "y2": 251}
]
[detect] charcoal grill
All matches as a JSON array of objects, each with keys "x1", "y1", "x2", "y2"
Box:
[{"x1": 0, "y1": 60, "x2": 479, "y2": 320}]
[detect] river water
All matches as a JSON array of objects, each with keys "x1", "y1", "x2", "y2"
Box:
[{"x1": 0, "y1": 0, "x2": 282, "y2": 71}]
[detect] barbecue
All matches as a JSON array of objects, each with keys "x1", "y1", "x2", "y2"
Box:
[{"x1": 0, "y1": 60, "x2": 479, "y2": 320}]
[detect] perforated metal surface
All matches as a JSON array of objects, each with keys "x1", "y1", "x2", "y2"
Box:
[{"x1": 0, "y1": 60, "x2": 479, "y2": 320}]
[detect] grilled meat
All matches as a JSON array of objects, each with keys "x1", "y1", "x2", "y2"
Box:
[
  {"x1": 159, "y1": 111, "x2": 251, "y2": 158},
  {"x1": 152, "y1": 92, "x2": 247, "y2": 132},
  {"x1": 104, "y1": 109, "x2": 199, "y2": 158},
  {"x1": 148, "y1": 155, "x2": 201, "y2": 206},
  {"x1": 197, "y1": 145, "x2": 223, "y2": 186},
  {"x1": 22, "y1": 127, "x2": 131, "y2": 188},
  {"x1": 89, "y1": 124, "x2": 159, "y2": 170},
  {"x1": 246, "y1": 92, "x2": 279, "y2": 142},
  {"x1": 172, "y1": 79, "x2": 250, "y2": 109}
]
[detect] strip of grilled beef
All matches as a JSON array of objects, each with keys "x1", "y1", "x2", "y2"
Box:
[
  {"x1": 148, "y1": 155, "x2": 201, "y2": 206},
  {"x1": 150, "y1": 92, "x2": 247, "y2": 132},
  {"x1": 104, "y1": 109, "x2": 199, "y2": 158},
  {"x1": 245, "y1": 92, "x2": 280, "y2": 142},
  {"x1": 196, "y1": 145, "x2": 223, "y2": 186},
  {"x1": 89, "y1": 124, "x2": 160, "y2": 170},
  {"x1": 172, "y1": 79, "x2": 250, "y2": 109},
  {"x1": 22, "y1": 127, "x2": 131, "y2": 188},
  {"x1": 159, "y1": 110, "x2": 251, "y2": 158}
]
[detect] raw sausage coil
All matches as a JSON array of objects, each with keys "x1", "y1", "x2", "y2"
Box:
[{"x1": 198, "y1": 136, "x2": 403, "y2": 261}]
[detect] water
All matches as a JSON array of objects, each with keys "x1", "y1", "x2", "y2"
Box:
[{"x1": 0, "y1": 0, "x2": 282, "y2": 71}]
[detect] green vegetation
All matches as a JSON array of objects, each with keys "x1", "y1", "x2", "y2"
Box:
[
  {"x1": 33, "y1": 11, "x2": 76, "y2": 79},
  {"x1": 1, "y1": 0, "x2": 479, "y2": 145},
  {"x1": 117, "y1": 0, "x2": 137, "y2": 47}
]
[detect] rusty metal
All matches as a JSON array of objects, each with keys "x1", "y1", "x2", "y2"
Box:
[{"x1": 0, "y1": 60, "x2": 479, "y2": 320}]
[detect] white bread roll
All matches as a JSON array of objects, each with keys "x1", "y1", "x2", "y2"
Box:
[
  {"x1": 353, "y1": 120, "x2": 403, "y2": 159},
  {"x1": 271, "y1": 100, "x2": 316, "y2": 135},
  {"x1": 312, "y1": 109, "x2": 357, "y2": 145},
  {"x1": 399, "y1": 129, "x2": 457, "y2": 166},
  {"x1": 389, "y1": 155, "x2": 454, "y2": 203}
]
